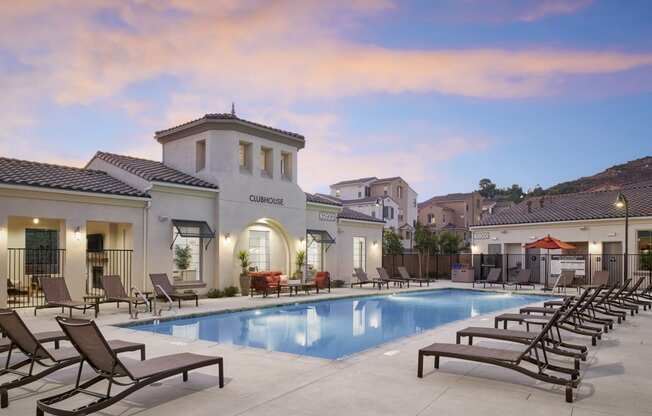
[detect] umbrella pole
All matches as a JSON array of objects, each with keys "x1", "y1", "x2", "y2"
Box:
[{"x1": 541, "y1": 248, "x2": 552, "y2": 291}]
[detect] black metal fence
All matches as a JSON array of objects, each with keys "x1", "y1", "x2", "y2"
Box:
[
  {"x1": 86, "y1": 249, "x2": 133, "y2": 298},
  {"x1": 383, "y1": 253, "x2": 652, "y2": 287},
  {"x1": 6, "y1": 248, "x2": 133, "y2": 308},
  {"x1": 7, "y1": 248, "x2": 66, "y2": 308}
]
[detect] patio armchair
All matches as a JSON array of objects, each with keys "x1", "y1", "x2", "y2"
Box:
[
  {"x1": 314, "y1": 271, "x2": 331, "y2": 293},
  {"x1": 249, "y1": 272, "x2": 282, "y2": 297}
]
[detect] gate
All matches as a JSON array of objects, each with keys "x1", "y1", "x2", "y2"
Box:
[{"x1": 7, "y1": 248, "x2": 66, "y2": 308}]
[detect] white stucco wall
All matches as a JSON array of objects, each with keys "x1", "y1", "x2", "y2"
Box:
[{"x1": 336, "y1": 219, "x2": 384, "y2": 282}]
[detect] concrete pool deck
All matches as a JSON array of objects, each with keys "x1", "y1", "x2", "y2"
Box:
[{"x1": 4, "y1": 282, "x2": 652, "y2": 416}]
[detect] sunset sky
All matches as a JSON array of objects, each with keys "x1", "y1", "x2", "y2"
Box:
[{"x1": 1, "y1": 0, "x2": 651, "y2": 199}]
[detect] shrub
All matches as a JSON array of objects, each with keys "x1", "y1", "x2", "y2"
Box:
[
  {"x1": 223, "y1": 286, "x2": 239, "y2": 297},
  {"x1": 332, "y1": 279, "x2": 345, "y2": 288},
  {"x1": 207, "y1": 288, "x2": 223, "y2": 298}
]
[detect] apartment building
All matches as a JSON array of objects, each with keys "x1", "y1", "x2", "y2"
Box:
[
  {"x1": 329, "y1": 176, "x2": 418, "y2": 247},
  {"x1": 417, "y1": 192, "x2": 483, "y2": 242}
]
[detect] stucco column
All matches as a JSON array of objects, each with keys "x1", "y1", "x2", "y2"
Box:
[
  {"x1": 65, "y1": 221, "x2": 87, "y2": 299},
  {"x1": 0, "y1": 216, "x2": 7, "y2": 308}
]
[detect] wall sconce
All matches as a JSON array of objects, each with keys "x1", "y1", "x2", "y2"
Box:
[
  {"x1": 373, "y1": 240, "x2": 378, "y2": 247},
  {"x1": 74, "y1": 226, "x2": 82, "y2": 241},
  {"x1": 224, "y1": 233, "x2": 231, "y2": 242},
  {"x1": 32, "y1": 218, "x2": 40, "y2": 225}
]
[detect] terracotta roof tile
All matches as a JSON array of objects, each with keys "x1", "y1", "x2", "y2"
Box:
[
  {"x1": 94, "y1": 152, "x2": 218, "y2": 190},
  {"x1": 0, "y1": 157, "x2": 148, "y2": 198},
  {"x1": 476, "y1": 184, "x2": 652, "y2": 226}
]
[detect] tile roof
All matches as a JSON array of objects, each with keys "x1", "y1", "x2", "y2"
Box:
[
  {"x1": 155, "y1": 113, "x2": 304, "y2": 140},
  {"x1": 330, "y1": 177, "x2": 378, "y2": 187},
  {"x1": 475, "y1": 184, "x2": 652, "y2": 226},
  {"x1": 419, "y1": 192, "x2": 475, "y2": 208},
  {"x1": 93, "y1": 152, "x2": 218, "y2": 190},
  {"x1": 305, "y1": 192, "x2": 342, "y2": 206},
  {"x1": 338, "y1": 207, "x2": 385, "y2": 223},
  {"x1": 0, "y1": 157, "x2": 148, "y2": 198}
]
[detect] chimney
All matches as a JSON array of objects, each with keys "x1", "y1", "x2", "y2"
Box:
[
  {"x1": 526, "y1": 200, "x2": 532, "y2": 213},
  {"x1": 539, "y1": 197, "x2": 545, "y2": 208}
]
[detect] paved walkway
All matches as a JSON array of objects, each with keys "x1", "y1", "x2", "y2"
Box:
[{"x1": 4, "y1": 282, "x2": 652, "y2": 415}]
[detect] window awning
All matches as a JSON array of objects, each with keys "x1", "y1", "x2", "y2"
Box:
[
  {"x1": 170, "y1": 219, "x2": 215, "y2": 250},
  {"x1": 306, "y1": 229, "x2": 336, "y2": 251}
]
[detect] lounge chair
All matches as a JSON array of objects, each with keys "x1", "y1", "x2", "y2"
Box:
[
  {"x1": 351, "y1": 268, "x2": 387, "y2": 289},
  {"x1": 35, "y1": 277, "x2": 98, "y2": 318},
  {"x1": 555, "y1": 270, "x2": 577, "y2": 293},
  {"x1": 0, "y1": 310, "x2": 145, "y2": 408},
  {"x1": 398, "y1": 267, "x2": 431, "y2": 286},
  {"x1": 149, "y1": 273, "x2": 199, "y2": 308},
  {"x1": 495, "y1": 289, "x2": 603, "y2": 345},
  {"x1": 581, "y1": 270, "x2": 610, "y2": 289},
  {"x1": 36, "y1": 317, "x2": 223, "y2": 416},
  {"x1": 418, "y1": 308, "x2": 580, "y2": 403},
  {"x1": 608, "y1": 276, "x2": 649, "y2": 312},
  {"x1": 513, "y1": 269, "x2": 535, "y2": 290},
  {"x1": 0, "y1": 329, "x2": 65, "y2": 353},
  {"x1": 472, "y1": 268, "x2": 502, "y2": 288},
  {"x1": 377, "y1": 267, "x2": 408, "y2": 288},
  {"x1": 456, "y1": 299, "x2": 587, "y2": 367},
  {"x1": 101, "y1": 275, "x2": 150, "y2": 315}
]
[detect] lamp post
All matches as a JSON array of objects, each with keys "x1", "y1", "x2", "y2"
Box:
[
  {"x1": 376, "y1": 197, "x2": 386, "y2": 260},
  {"x1": 615, "y1": 192, "x2": 629, "y2": 284}
]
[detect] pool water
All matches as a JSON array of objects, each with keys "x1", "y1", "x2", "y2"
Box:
[{"x1": 127, "y1": 289, "x2": 550, "y2": 359}]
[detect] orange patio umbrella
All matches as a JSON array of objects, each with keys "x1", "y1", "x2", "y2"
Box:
[{"x1": 525, "y1": 235, "x2": 576, "y2": 290}]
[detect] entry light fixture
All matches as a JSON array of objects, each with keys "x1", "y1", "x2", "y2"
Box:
[
  {"x1": 74, "y1": 226, "x2": 82, "y2": 241},
  {"x1": 373, "y1": 240, "x2": 378, "y2": 247},
  {"x1": 32, "y1": 217, "x2": 40, "y2": 225},
  {"x1": 224, "y1": 233, "x2": 231, "y2": 242}
]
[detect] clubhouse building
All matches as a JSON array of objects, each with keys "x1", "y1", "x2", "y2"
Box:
[{"x1": 0, "y1": 113, "x2": 384, "y2": 307}]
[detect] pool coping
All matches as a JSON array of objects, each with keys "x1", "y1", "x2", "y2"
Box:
[{"x1": 115, "y1": 286, "x2": 557, "y2": 328}]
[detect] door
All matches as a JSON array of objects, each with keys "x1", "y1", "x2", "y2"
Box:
[
  {"x1": 526, "y1": 249, "x2": 543, "y2": 285},
  {"x1": 602, "y1": 242, "x2": 623, "y2": 286}
]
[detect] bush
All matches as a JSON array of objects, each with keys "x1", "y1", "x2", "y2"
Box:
[
  {"x1": 207, "y1": 288, "x2": 223, "y2": 298},
  {"x1": 332, "y1": 279, "x2": 345, "y2": 288},
  {"x1": 223, "y1": 286, "x2": 239, "y2": 297}
]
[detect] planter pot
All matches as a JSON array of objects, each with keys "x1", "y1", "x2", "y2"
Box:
[{"x1": 239, "y1": 274, "x2": 250, "y2": 296}]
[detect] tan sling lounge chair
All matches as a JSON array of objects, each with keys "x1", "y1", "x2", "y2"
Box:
[
  {"x1": 473, "y1": 268, "x2": 502, "y2": 288},
  {"x1": 418, "y1": 308, "x2": 580, "y2": 403},
  {"x1": 36, "y1": 277, "x2": 98, "y2": 318},
  {"x1": 101, "y1": 275, "x2": 150, "y2": 315},
  {"x1": 351, "y1": 268, "x2": 388, "y2": 289},
  {"x1": 377, "y1": 267, "x2": 408, "y2": 288},
  {"x1": 0, "y1": 310, "x2": 144, "y2": 408},
  {"x1": 36, "y1": 317, "x2": 223, "y2": 416},
  {"x1": 397, "y1": 267, "x2": 431, "y2": 286},
  {"x1": 149, "y1": 273, "x2": 199, "y2": 308}
]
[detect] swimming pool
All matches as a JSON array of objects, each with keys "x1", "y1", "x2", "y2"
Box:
[{"x1": 127, "y1": 289, "x2": 550, "y2": 359}]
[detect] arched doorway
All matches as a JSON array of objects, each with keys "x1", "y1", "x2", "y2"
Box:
[{"x1": 235, "y1": 218, "x2": 292, "y2": 275}]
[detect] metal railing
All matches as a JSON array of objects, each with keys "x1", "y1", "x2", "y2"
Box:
[
  {"x1": 383, "y1": 253, "x2": 652, "y2": 287},
  {"x1": 86, "y1": 249, "x2": 133, "y2": 298},
  {"x1": 7, "y1": 248, "x2": 66, "y2": 308}
]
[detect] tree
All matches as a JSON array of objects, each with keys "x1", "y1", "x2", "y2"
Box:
[
  {"x1": 478, "y1": 178, "x2": 497, "y2": 199},
  {"x1": 506, "y1": 184, "x2": 525, "y2": 203},
  {"x1": 414, "y1": 223, "x2": 433, "y2": 278},
  {"x1": 174, "y1": 245, "x2": 192, "y2": 270},
  {"x1": 528, "y1": 184, "x2": 545, "y2": 197},
  {"x1": 383, "y1": 230, "x2": 404, "y2": 276},
  {"x1": 438, "y1": 231, "x2": 462, "y2": 254}
]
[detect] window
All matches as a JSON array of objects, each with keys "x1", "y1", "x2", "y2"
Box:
[
  {"x1": 195, "y1": 140, "x2": 206, "y2": 172},
  {"x1": 397, "y1": 186, "x2": 403, "y2": 199},
  {"x1": 25, "y1": 229, "x2": 60, "y2": 275},
  {"x1": 281, "y1": 152, "x2": 292, "y2": 180},
  {"x1": 335, "y1": 189, "x2": 341, "y2": 197},
  {"x1": 413, "y1": 199, "x2": 416, "y2": 208},
  {"x1": 239, "y1": 142, "x2": 252, "y2": 173},
  {"x1": 172, "y1": 229, "x2": 203, "y2": 282},
  {"x1": 371, "y1": 211, "x2": 376, "y2": 218},
  {"x1": 353, "y1": 237, "x2": 366, "y2": 272},
  {"x1": 639, "y1": 230, "x2": 652, "y2": 254},
  {"x1": 383, "y1": 186, "x2": 388, "y2": 196},
  {"x1": 260, "y1": 147, "x2": 273, "y2": 177},
  {"x1": 307, "y1": 236, "x2": 322, "y2": 272},
  {"x1": 249, "y1": 230, "x2": 270, "y2": 271},
  {"x1": 358, "y1": 191, "x2": 362, "y2": 198},
  {"x1": 364, "y1": 186, "x2": 371, "y2": 197}
]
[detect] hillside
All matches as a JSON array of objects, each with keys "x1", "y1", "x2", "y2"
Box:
[{"x1": 544, "y1": 156, "x2": 652, "y2": 195}]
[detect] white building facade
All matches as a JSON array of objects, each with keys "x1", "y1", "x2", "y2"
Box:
[{"x1": 0, "y1": 113, "x2": 384, "y2": 308}]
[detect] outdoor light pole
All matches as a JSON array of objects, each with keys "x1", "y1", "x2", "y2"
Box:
[
  {"x1": 615, "y1": 192, "x2": 629, "y2": 283},
  {"x1": 376, "y1": 197, "x2": 386, "y2": 257}
]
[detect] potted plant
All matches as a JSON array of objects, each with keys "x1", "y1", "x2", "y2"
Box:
[
  {"x1": 174, "y1": 245, "x2": 192, "y2": 281},
  {"x1": 294, "y1": 250, "x2": 306, "y2": 281},
  {"x1": 237, "y1": 250, "x2": 251, "y2": 296}
]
